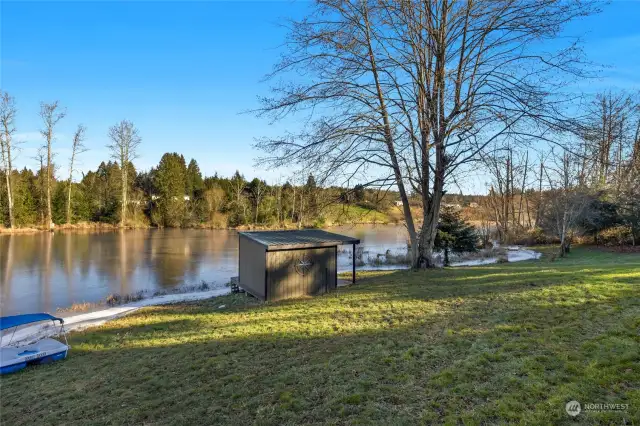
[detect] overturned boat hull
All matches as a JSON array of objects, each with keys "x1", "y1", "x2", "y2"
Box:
[{"x1": 1, "y1": 338, "x2": 69, "y2": 375}]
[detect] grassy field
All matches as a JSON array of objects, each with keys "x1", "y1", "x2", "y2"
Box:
[{"x1": 1, "y1": 248, "x2": 638, "y2": 425}]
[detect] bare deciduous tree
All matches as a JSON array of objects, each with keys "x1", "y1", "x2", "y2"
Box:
[
  {"x1": 204, "y1": 184, "x2": 225, "y2": 221},
  {"x1": 66, "y1": 124, "x2": 87, "y2": 224},
  {"x1": 577, "y1": 91, "x2": 637, "y2": 187},
  {"x1": 248, "y1": 178, "x2": 268, "y2": 224},
  {"x1": 482, "y1": 145, "x2": 534, "y2": 242},
  {"x1": 227, "y1": 170, "x2": 248, "y2": 222},
  {"x1": 544, "y1": 150, "x2": 589, "y2": 256},
  {"x1": 39, "y1": 101, "x2": 66, "y2": 229},
  {"x1": 256, "y1": 0, "x2": 597, "y2": 267},
  {"x1": 0, "y1": 91, "x2": 17, "y2": 228},
  {"x1": 107, "y1": 120, "x2": 141, "y2": 227}
]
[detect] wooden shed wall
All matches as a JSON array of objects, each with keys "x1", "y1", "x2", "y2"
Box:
[
  {"x1": 266, "y1": 247, "x2": 337, "y2": 302},
  {"x1": 238, "y1": 234, "x2": 267, "y2": 299}
]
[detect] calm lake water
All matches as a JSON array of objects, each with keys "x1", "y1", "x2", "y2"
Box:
[{"x1": 0, "y1": 226, "x2": 409, "y2": 315}]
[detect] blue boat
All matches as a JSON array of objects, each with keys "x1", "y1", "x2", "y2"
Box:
[{"x1": 0, "y1": 313, "x2": 69, "y2": 375}]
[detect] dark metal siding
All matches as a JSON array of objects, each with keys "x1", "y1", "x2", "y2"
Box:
[
  {"x1": 238, "y1": 234, "x2": 267, "y2": 299},
  {"x1": 265, "y1": 247, "x2": 337, "y2": 302}
]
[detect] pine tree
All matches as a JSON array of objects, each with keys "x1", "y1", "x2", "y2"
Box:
[
  {"x1": 13, "y1": 168, "x2": 38, "y2": 226},
  {"x1": 434, "y1": 207, "x2": 479, "y2": 266},
  {"x1": 154, "y1": 153, "x2": 187, "y2": 226},
  {"x1": 186, "y1": 159, "x2": 204, "y2": 199}
]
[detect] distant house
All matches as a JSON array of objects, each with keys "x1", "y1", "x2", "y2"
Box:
[
  {"x1": 469, "y1": 202, "x2": 479, "y2": 208},
  {"x1": 151, "y1": 194, "x2": 191, "y2": 202}
]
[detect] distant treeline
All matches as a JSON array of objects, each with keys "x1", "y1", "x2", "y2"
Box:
[{"x1": 0, "y1": 152, "x2": 401, "y2": 229}]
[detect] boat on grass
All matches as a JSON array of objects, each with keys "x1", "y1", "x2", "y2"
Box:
[{"x1": 0, "y1": 313, "x2": 69, "y2": 375}]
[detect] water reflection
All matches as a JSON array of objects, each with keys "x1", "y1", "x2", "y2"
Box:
[{"x1": 0, "y1": 226, "x2": 407, "y2": 315}]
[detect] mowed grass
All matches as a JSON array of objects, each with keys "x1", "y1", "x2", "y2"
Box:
[{"x1": 1, "y1": 248, "x2": 638, "y2": 425}]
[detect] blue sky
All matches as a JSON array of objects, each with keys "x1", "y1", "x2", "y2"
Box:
[{"x1": 1, "y1": 1, "x2": 639, "y2": 190}]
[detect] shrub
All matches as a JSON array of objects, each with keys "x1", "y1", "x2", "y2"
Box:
[{"x1": 598, "y1": 225, "x2": 633, "y2": 246}]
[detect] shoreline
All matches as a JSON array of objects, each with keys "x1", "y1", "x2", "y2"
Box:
[
  {"x1": 0, "y1": 221, "x2": 403, "y2": 235},
  {"x1": 1, "y1": 288, "x2": 231, "y2": 348},
  {"x1": 1, "y1": 247, "x2": 542, "y2": 347}
]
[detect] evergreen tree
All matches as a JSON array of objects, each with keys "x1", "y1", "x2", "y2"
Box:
[
  {"x1": 52, "y1": 181, "x2": 68, "y2": 224},
  {"x1": 13, "y1": 169, "x2": 38, "y2": 226},
  {"x1": 579, "y1": 196, "x2": 621, "y2": 244},
  {"x1": 304, "y1": 174, "x2": 318, "y2": 219},
  {"x1": 281, "y1": 181, "x2": 295, "y2": 221},
  {"x1": 154, "y1": 153, "x2": 187, "y2": 226},
  {"x1": 0, "y1": 170, "x2": 7, "y2": 226},
  {"x1": 134, "y1": 169, "x2": 157, "y2": 197},
  {"x1": 353, "y1": 184, "x2": 365, "y2": 203},
  {"x1": 434, "y1": 207, "x2": 479, "y2": 266},
  {"x1": 186, "y1": 159, "x2": 204, "y2": 199}
]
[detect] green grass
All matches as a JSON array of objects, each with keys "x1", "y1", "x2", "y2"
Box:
[{"x1": 1, "y1": 247, "x2": 638, "y2": 425}]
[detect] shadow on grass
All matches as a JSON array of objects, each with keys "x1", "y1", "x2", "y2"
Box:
[
  {"x1": 2, "y1": 250, "x2": 638, "y2": 426},
  {"x1": 342, "y1": 266, "x2": 636, "y2": 306}
]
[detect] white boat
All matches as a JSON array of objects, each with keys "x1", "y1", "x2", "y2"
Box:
[{"x1": 0, "y1": 313, "x2": 69, "y2": 375}]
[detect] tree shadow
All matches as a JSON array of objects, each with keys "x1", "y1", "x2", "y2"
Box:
[{"x1": 2, "y1": 268, "x2": 638, "y2": 425}]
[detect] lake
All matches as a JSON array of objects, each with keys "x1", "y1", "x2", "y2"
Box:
[{"x1": 0, "y1": 226, "x2": 409, "y2": 315}]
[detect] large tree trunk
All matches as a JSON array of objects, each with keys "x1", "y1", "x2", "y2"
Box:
[
  {"x1": 362, "y1": 5, "x2": 418, "y2": 266},
  {"x1": 418, "y1": 189, "x2": 444, "y2": 268},
  {"x1": 418, "y1": 148, "x2": 445, "y2": 268}
]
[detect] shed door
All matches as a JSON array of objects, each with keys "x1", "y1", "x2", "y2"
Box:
[{"x1": 266, "y1": 247, "x2": 336, "y2": 301}]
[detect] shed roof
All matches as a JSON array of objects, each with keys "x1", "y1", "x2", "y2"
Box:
[{"x1": 239, "y1": 229, "x2": 360, "y2": 250}]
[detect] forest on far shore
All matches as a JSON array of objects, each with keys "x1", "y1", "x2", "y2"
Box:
[{"x1": 0, "y1": 150, "x2": 403, "y2": 230}]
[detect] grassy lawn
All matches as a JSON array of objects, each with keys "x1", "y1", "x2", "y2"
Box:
[{"x1": 1, "y1": 248, "x2": 638, "y2": 425}]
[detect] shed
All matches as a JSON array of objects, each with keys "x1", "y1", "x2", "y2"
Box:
[{"x1": 238, "y1": 230, "x2": 360, "y2": 301}]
